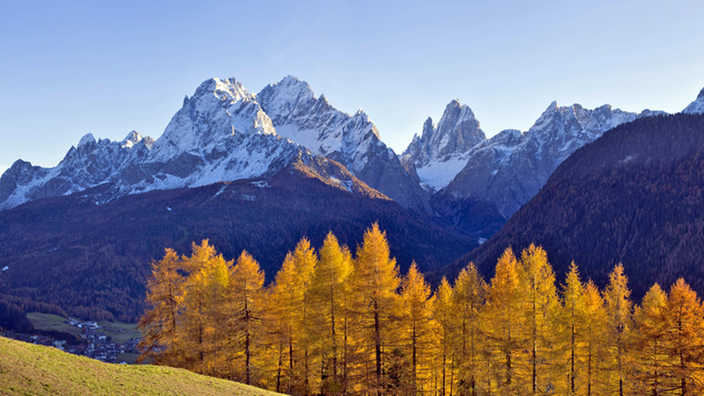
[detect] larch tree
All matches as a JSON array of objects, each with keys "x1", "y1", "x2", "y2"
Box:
[
  {"x1": 558, "y1": 262, "x2": 587, "y2": 396},
  {"x1": 520, "y1": 244, "x2": 560, "y2": 395},
  {"x1": 631, "y1": 283, "x2": 670, "y2": 395},
  {"x1": 434, "y1": 277, "x2": 457, "y2": 396},
  {"x1": 663, "y1": 278, "x2": 704, "y2": 396},
  {"x1": 351, "y1": 222, "x2": 401, "y2": 394},
  {"x1": 290, "y1": 237, "x2": 319, "y2": 394},
  {"x1": 482, "y1": 247, "x2": 528, "y2": 395},
  {"x1": 228, "y1": 250, "x2": 265, "y2": 386},
  {"x1": 310, "y1": 232, "x2": 353, "y2": 394},
  {"x1": 138, "y1": 248, "x2": 188, "y2": 366},
  {"x1": 603, "y1": 263, "x2": 633, "y2": 396},
  {"x1": 180, "y1": 240, "x2": 230, "y2": 375},
  {"x1": 453, "y1": 262, "x2": 486, "y2": 396},
  {"x1": 583, "y1": 280, "x2": 608, "y2": 396},
  {"x1": 398, "y1": 261, "x2": 434, "y2": 394},
  {"x1": 268, "y1": 253, "x2": 302, "y2": 394}
]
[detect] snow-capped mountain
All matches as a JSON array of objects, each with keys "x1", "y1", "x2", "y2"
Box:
[
  {"x1": 440, "y1": 101, "x2": 665, "y2": 218},
  {"x1": 257, "y1": 76, "x2": 430, "y2": 211},
  {"x1": 0, "y1": 131, "x2": 153, "y2": 210},
  {"x1": 401, "y1": 99, "x2": 486, "y2": 191},
  {"x1": 0, "y1": 78, "x2": 378, "y2": 211},
  {"x1": 683, "y1": 87, "x2": 704, "y2": 115}
]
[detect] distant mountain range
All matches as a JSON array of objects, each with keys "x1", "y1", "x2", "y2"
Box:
[
  {"x1": 4, "y1": 77, "x2": 701, "y2": 238},
  {"x1": 1, "y1": 76, "x2": 703, "y2": 322},
  {"x1": 438, "y1": 112, "x2": 704, "y2": 299}
]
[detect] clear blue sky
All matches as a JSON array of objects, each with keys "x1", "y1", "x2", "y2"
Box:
[{"x1": 1, "y1": 0, "x2": 703, "y2": 174}]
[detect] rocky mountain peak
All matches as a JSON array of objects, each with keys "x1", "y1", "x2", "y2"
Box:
[
  {"x1": 402, "y1": 99, "x2": 486, "y2": 191},
  {"x1": 78, "y1": 133, "x2": 96, "y2": 148},
  {"x1": 193, "y1": 77, "x2": 251, "y2": 103},
  {"x1": 683, "y1": 86, "x2": 704, "y2": 115}
]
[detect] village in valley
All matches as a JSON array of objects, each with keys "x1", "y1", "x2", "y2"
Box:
[{"x1": 2, "y1": 315, "x2": 141, "y2": 364}]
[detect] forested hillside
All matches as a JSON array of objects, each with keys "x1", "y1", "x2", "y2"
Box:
[
  {"x1": 0, "y1": 164, "x2": 476, "y2": 323},
  {"x1": 140, "y1": 224, "x2": 704, "y2": 395},
  {"x1": 441, "y1": 113, "x2": 704, "y2": 299}
]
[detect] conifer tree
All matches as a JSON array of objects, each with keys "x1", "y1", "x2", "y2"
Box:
[
  {"x1": 228, "y1": 250, "x2": 265, "y2": 386},
  {"x1": 583, "y1": 280, "x2": 608, "y2": 396},
  {"x1": 268, "y1": 253, "x2": 301, "y2": 393},
  {"x1": 603, "y1": 263, "x2": 633, "y2": 396},
  {"x1": 291, "y1": 238, "x2": 319, "y2": 394},
  {"x1": 179, "y1": 240, "x2": 231, "y2": 375},
  {"x1": 631, "y1": 283, "x2": 670, "y2": 395},
  {"x1": 453, "y1": 262, "x2": 486, "y2": 396},
  {"x1": 663, "y1": 278, "x2": 704, "y2": 395},
  {"x1": 434, "y1": 277, "x2": 456, "y2": 396},
  {"x1": 138, "y1": 248, "x2": 188, "y2": 366},
  {"x1": 351, "y1": 222, "x2": 401, "y2": 394},
  {"x1": 399, "y1": 261, "x2": 434, "y2": 394},
  {"x1": 183, "y1": 239, "x2": 231, "y2": 375},
  {"x1": 482, "y1": 247, "x2": 528, "y2": 395},
  {"x1": 558, "y1": 262, "x2": 588, "y2": 396},
  {"x1": 310, "y1": 232, "x2": 353, "y2": 394},
  {"x1": 520, "y1": 244, "x2": 559, "y2": 394}
]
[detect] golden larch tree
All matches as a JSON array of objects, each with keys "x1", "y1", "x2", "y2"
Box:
[
  {"x1": 453, "y1": 262, "x2": 487, "y2": 396},
  {"x1": 663, "y1": 278, "x2": 704, "y2": 395},
  {"x1": 520, "y1": 244, "x2": 560, "y2": 395},
  {"x1": 482, "y1": 247, "x2": 528, "y2": 395},
  {"x1": 309, "y1": 232, "x2": 353, "y2": 394},
  {"x1": 603, "y1": 263, "x2": 633, "y2": 396},
  {"x1": 138, "y1": 248, "x2": 188, "y2": 366},
  {"x1": 350, "y1": 222, "x2": 401, "y2": 394},
  {"x1": 631, "y1": 283, "x2": 670, "y2": 395},
  {"x1": 228, "y1": 250, "x2": 265, "y2": 386}
]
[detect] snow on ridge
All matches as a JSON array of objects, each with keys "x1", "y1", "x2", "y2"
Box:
[
  {"x1": 0, "y1": 76, "x2": 339, "y2": 212},
  {"x1": 683, "y1": 87, "x2": 704, "y2": 115},
  {"x1": 441, "y1": 100, "x2": 667, "y2": 218},
  {"x1": 78, "y1": 133, "x2": 96, "y2": 147}
]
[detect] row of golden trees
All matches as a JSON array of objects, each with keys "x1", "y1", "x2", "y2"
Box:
[{"x1": 138, "y1": 223, "x2": 704, "y2": 395}]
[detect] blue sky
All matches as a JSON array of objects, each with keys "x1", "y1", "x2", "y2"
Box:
[{"x1": 1, "y1": 0, "x2": 703, "y2": 173}]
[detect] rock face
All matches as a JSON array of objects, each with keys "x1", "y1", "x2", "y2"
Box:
[
  {"x1": 0, "y1": 131, "x2": 153, "y2": 211},
  {"x1": 257, "y1": 76, "x2": 430, "y2": 211},
  {"x1": 439, "y1": 102, "x2": 665, "y2": 219},
  {"x1": 0, "y1": 78, "x2": 386, "y2": 211},
  {"x1": 683, "y1": 87, "x2": 704, "y2": 115},
  {"x1": 440, "y1": 113, "x2": 704, "y2": 299},
  {"x1": 402, "y1": 99, "x2": 486, "y2": 191}
]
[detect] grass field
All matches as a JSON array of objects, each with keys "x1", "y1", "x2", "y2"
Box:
[
  {"x1": 0, "y1": 336, "x2": 283, "y2": 396},
  {"x1": 97, "y1": 319, "x2": 141, "y2": 343},
  {"x1": 26, "y1": 312, "x2": 142, "y2": 343},
  {"x1": 26, "y1": 313, "x2": 82, "y2": 337}
]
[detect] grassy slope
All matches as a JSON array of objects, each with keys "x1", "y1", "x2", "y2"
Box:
[
  {"x1": 27, "y1": 312, "x2": 141, "y2": 344},
  {"x1": 0, "y1": 336, "x2": 281, "y2": 396}
]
